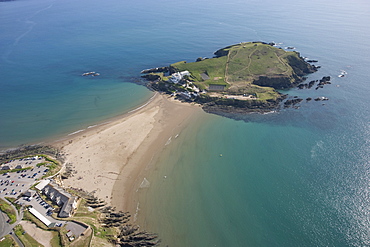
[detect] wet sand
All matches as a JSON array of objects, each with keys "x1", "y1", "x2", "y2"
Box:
[{"x1": 53, "y1": 93, "x2": 202, "y2": 213}]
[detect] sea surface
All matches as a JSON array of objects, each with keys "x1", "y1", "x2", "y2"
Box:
[{"x1": 1, "y1": 0, "x2": 370, "y2": 246}]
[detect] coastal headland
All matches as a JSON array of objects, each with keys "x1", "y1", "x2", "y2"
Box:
[{"x1": 142, "y1": 41, "x2": 319, "y2": 114}]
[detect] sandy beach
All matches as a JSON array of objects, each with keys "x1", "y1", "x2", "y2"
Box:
[{"x1": 53, "y1": 93, "x2": 202, "y2": 214}]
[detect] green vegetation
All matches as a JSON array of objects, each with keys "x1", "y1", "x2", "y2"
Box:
[
  {"x1": 50, "y1": 233, "x2": 63, "y2": 247},
  {"x1": 23, "y1": 210, "x2": 49, "y2": 230},
  {"x1": 23, "y1": 210, "x2": 62, "y2": 247},
  {"x1": 145, "y1": 42, "x2": 316, "y2": 111},
  {"x1": 0, "y1": 235, "x2": 17, "y2": 247},
  {"x1": 1, "y1": 158, "x2": 60, "y2": 181},
  {"x1": 170, "y1": 42, "x2": 312, "y2": 93},
  {"x1": 72, "y1": 199, "x2": 115, "y2": 245},
  {"x1": 0, "y1": 145, "x2": 62, "y2": 165},
  {"x1": 4, "y1": 197, "x2": 21, "y2": 211},
  {"x1": 14, "y1": 225, "x2": 43, "y2": 247},
  {"x1": 0, "y1": 167, "x2": 31, "y2": 175},
  {"x1": 171, "y1": 57, "x2": 227, "y2": 86},
  {"x1": 0, "y1": 198, "x2": 17, "y2": 224}
]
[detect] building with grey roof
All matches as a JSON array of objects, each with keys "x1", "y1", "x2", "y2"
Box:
[{"x1": 42, "y1": 182, "x2": 77, "y2": 218}]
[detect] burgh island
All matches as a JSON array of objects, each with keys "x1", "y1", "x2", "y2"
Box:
[{"x1": 142, "y1": 41, "x2": 318, "y2": 113}]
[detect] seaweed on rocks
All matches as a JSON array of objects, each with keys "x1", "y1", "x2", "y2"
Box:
[
  {"x1": 79, "y1": 192, "x2": 161, "y2": 246},
  {"x1": 116, "y1": 224, "x2": 161, "y2": 247}
]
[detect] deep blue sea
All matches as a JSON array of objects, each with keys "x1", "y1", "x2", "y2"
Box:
[{"x1": 1, "y1": 0, "x2": 370, "y2": 246}]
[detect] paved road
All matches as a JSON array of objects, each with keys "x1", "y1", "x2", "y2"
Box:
[
  {"x1": 0, "y1": 211, "x2": 11, "y2": 238},
  {"x1": 10, "y1": 230, "x2": 25, "y2": 247}
]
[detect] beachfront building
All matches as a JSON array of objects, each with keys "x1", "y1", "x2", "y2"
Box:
[
  {"x1": 169, "y1": 71, "x2": 191, "y2": 84},
  {"x1": 40, "y1": 180, "x2": 77, "y2": 218}
]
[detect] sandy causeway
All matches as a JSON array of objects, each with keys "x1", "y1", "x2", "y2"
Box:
[{"x1": 53, "y1": 93, "x2": 202, "y2": 214}]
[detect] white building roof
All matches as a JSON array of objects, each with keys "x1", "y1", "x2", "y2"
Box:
[
  {"x1": 35, "y1": 180, "x2": 50, "y2": 191},
  {"x1": 170, "y1": 71, "x2": 190, "y2": 83},
  {"x1": 29, "y1": 208, "x2": 52, "y2": 227}
]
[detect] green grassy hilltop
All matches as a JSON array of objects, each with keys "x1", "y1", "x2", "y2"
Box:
[{"x1": 143, "y1": 42, "x2": 317, "y2": 112}]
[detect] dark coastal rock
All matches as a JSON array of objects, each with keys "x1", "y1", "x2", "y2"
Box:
[
  {"x1": 0, "y1": 145, "x2": 63, "y2": 164},
  {"x1": 140, "y1": 67, "x2": 168, "y2": 74},
  {"x1": 306, "y1": 60, "x2": 318, "y2": 63},
  {"x1": 141, "y1": 74, "x2": 161, "y2": 81},
  {"x1": 306, "y1": 97, "x2": 312, "y2": 101},
  {"x1": 297, "y1": 79, "x2": 317, "y2": 89},
  {"x1": 286, "y1": 55, "x2": 318, "y2": 76},
  {"x1": 314, "y1": 97, "x2": 329, "y2": 101},
  {"x1": 198, "y1": 94, "x2": 284, "y2": 114},
  {"x1": 308, "y1": 80, "x2": 317, "y2": 89},
  {"x1": 253, "y1": 75, "x2": 296, "y2": 89},
  {"x1": 213, "y1": 46, "x2": 233, "y2": 57},
  {"x1": 284, "y1": 98, "x2": 303, "y2": 108},
  {"x1": 315, "y1": 76, "x2": 331, "y2": 90},
  {"x1": 321, "y1": 76, "x2": 331, "y2": 82},
  {"x1": 196, "y1": 57, "x2": 209, "y2": 62}
]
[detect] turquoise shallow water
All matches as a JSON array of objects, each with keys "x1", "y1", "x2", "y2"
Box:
[{"x1": 1, "y1": 0, "x2": 370, "y2": 246}]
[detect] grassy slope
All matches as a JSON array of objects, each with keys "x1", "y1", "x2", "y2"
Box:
[
  {"x1": 14, "y1": 225, "x2": 44, "y2": 247},
  {"x1": 72, "y1": 199, "x2": 115, "y2": 246},
  {"x1": 0, "y1": 235, "x2": 17, "y2": 247},
  {"x1": 0, "y1": 198, "x2": 17, "y2": 224},
  {"x1": 170, "y1": 42, "x2": 303, "y2": 100},
  {"x1": 23, "y1": 210, "x2": 61, "y2": 247}
]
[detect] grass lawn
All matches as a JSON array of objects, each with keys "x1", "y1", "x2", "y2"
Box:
[
  {"x1": 0, "y1": 235, "x2": 17, "y2": 247},
  {"x1": 167, "y1": 42, "x2": 305, "y2": 101},
  {"x1": 0, "y1": 198, "x2": 17, "y2": 224},
  {"x1": 14, "y1": 225, "x2": 43, "y2": 247}
]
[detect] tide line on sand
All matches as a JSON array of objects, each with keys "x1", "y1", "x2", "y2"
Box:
[
  {"x1": 128, "y1": 93, "x2": 158, "y2": 113},
  {"x1": 68, "y1": 129, "x2": 85, "y2": 136}
]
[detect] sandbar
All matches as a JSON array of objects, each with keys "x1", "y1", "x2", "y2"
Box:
[{"x1": 52, "y1": 93, "x2": 203, "y2": 214}]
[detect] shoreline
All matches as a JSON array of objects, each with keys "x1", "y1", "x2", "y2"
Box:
[{"x1": 51, "y1": 93, "x2": 203, "y2": 213}]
